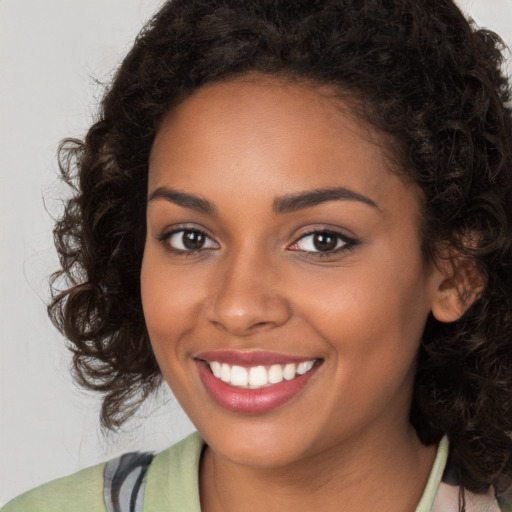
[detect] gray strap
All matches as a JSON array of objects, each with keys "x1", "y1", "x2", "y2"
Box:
[{"x1": 103, "y1": 452, "x2": 154, "y2": 512}]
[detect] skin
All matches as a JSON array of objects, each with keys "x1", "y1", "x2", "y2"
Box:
[{"x1": 141, "y1": 77, "x2": 455, "y2": 512}]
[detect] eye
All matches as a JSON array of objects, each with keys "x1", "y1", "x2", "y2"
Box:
[
  {"x1": 289, "y1": 230, "x2": 354, "y2": 254},
  {"x1": 160, "y1": 228, "x2": 218, "y2": 253}
]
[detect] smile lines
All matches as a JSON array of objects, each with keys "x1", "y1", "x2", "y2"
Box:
[{"x1": 205, "y1": 360, "x2": 318, "y2": 389}]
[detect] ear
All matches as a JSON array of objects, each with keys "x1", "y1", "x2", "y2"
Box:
[{"x1": 430, "y1": 255, "x2": 485, "y2": 323}]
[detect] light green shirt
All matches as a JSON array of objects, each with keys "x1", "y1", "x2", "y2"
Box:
[{"x1": 2, "y1": 433, "x2": 508, "y2": 512}]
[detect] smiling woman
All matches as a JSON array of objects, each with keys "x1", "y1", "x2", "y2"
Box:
[
  {"x1": 3, "y1": 0, "x2": 512, "y2": 511},
  {"x1": 142, "y1": 80, "x2": 441, "y2": 500}
]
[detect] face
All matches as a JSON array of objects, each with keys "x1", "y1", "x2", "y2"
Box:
[{"x1": 141, "y1": 77, "x2": 443, "y2": 469}]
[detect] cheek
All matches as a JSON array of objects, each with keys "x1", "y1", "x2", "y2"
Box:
[
  {"x1": 291, "y1": 249, "x2": 431, "y2": 379},
  {"x1": 297, "y1": 267, "x2": 428, "y2": 432},
  {"x1": 296, "y1": 260, "x2": 429, "y2": 343},
  {"x1": 140, "y1": 245, "x2": 204, "y2": 362}
]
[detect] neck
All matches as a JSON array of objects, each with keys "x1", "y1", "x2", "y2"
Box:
[{"x1": 199, "y1": 424, "x2": 437, "y2": 512}]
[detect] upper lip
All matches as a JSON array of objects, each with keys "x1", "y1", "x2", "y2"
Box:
[{"x1": 195, "y1": 350, "x2": 320, "y2": 366}]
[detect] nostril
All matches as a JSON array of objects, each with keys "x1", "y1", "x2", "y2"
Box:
[
  {"x1": 250, "y1": 320, "x2": 278, "y2": 331},
  {"x1": 207, "y1": 301, "x2": 292, "y2": 336}
]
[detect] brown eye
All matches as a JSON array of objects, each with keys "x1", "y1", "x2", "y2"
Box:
[
  {"x1": 291, "y1": 230, "x2": 354, "y2": 255},
  {"x1": 183, "y1": 230, "x2": 205, "y2": 250},
  {"x1": 312, "y1": 232, "x2": 338, "y2": 252},
  {"x1": 164, "y1": 229, "x2": 218, "y2": 252}
]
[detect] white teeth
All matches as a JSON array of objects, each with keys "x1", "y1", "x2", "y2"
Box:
[
  {"x1": 283, "y1": 363, "x2": 296, "y2": 380},
  {"x1": 231, "y1": 365, "x2": 248, "y2": 386},
  {"x1": 210, "y1": 361, "x2": 222, "y2": 378},
  {"x1": 249, "y1": 366, "x2": 267, "y2": 387},
  {"x1": 268, "y1": 364, "x2": 283, "y2": 384},
  {"x1": 297, "y1": 360, "x2": 314, "y2": 375},
  {"x1": 220, "y1": 363, "x2": 231, "y2": 383},
  {"x1": 207, "y1": 360, "x2": 317, "y2": 388}
]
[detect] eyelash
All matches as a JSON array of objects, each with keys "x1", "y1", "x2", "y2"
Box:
[
  {"x1": 157, "y1": 228, "x2": 358, "y2": 258},
  {"x1": 289, "y1": 230, "x2": 358, "y2": 258},
  {"x1": 157, "y1": 228, "x2": 218, "y2": 256}
]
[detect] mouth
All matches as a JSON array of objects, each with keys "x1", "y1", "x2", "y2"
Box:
[
  {"x1": 194, "y1": 351, "x2": 322, "y2": 414},
  {"x1": 203, "y1": 359, "x2": 317, "y2": 389}
]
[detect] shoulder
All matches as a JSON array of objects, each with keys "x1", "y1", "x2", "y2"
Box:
[
  {"x1": 498, "y1": 488, "x2": 512, "y2": 512},
  {"x1": 143, "y1": 432, "x2": 204, "y2": 511},
  {"x1": 2, "y1": 462, "x2": 107, "y2": 512},
  {"x1": 1, "y1": 433, "x2": 204, "y2": 512}
]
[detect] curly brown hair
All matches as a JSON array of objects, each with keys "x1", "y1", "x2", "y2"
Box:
[{"x1": 49, "y1": 0, "x2": 512, "y2": 497}]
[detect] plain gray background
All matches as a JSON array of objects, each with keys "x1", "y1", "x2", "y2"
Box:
[{"x1": 1, "y1": 0, "x2": 511, "y2": 505}]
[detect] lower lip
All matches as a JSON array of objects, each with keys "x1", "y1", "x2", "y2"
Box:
[{"x1": 196, "y1": 361, "x2": 321, "y2": 414}]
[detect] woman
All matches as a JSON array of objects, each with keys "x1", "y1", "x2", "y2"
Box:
[{"x1": 4, "y1": 0, "x2": 512, "y2": 511}]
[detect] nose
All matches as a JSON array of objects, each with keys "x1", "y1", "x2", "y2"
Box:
[{"x1": 206, "y1": 249, "x2": 292, "y2": 336}]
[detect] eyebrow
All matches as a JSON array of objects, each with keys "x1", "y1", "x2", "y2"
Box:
[
  {"x1": 147, "y1": 187, "x2": 217, "y2": 215},
  {"x1": 147, "y1": 185, "x2": 379, "y2": 216},
  {"x1": 272, "y1": 187, "x2": 379, "y2": 214}
]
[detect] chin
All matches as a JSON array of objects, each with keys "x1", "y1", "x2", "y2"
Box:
[{"x1": 197, "y1": 414, "x2": 332, "y2": 470}]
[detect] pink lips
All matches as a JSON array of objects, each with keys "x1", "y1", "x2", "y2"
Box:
[{"x1": 195, "y1": 351, "x2": 321, "y2": 414}]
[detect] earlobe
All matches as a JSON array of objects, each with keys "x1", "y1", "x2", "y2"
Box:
[{"x1": 430, "y1": 257, "x2": 485, "y2": 324}]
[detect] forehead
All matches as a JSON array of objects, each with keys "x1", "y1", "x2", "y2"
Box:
[{"x1": 149, "y1": 77, "x2": 420, "y2": 214}]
